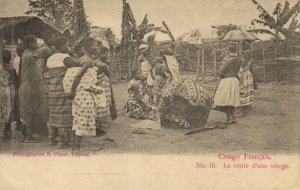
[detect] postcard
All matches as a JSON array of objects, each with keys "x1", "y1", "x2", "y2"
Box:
[{"x1": 0, "y1": 0, "x2": 299, "y2": 189}]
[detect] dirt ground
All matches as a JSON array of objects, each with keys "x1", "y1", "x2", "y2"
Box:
[{"x1": 1, "y1": 76, "x2": 300, "y2": 155}]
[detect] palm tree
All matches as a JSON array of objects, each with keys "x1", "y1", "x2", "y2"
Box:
[{"x1": 249, "y1": 0, "x2": 300, "y2": 41}]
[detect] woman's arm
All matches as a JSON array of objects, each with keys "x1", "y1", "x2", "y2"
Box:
[
  {"x1": 86, "y1": 85, "x2": 103, "y2": 94},
  {"x1": 219, "y1": 63, "x2": 227, "y2": 79},
  {"x1": 162, "y1": 56, "x2": 172, "y2": 80},
  {"x1": 69, "y1": 61, "x2": 92, "y2": 99}
]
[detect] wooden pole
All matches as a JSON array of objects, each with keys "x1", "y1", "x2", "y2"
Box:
[
  {"x1": 162, "y1": 21, "x2": 175, "y2": 42},
  {"x1": 134, "y1": 44, "x2": 138, "y2": 70},
  {"x1": 11, "y1": 24, "x2": 15, "y2": 45},
  {"x1": 202, "y1": 48, "x2": 205, "y2": 82},
  {"x1": 196, "y1": 48, "x2": 200, "y2": 81},
  {"x1": 275, "y1": 47, "x2": 277, "y2": 83},
  {"x1": 128, "y1": 55, "x2": 131, "y2": 80},
  {"x1": 213, "y1": 48, "x2": 217, "y2": 80},
  {"x1": 263, "y1": 50, "x2": 266, "y2": 83}
]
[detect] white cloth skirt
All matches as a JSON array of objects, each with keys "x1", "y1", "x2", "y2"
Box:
[{"x1": 213, "y1": 77, "x2": 240, "y2": 107}]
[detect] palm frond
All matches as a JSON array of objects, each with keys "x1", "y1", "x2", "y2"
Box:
[
  {"x1": 251, "y1": 19, "x2": 275, "y2": 29},
  {"x1": 288, "y1": 17, "x2": 300, "y2": 30},
  {"x1": 281, "y1": 1, "x2": 290, "y2": 16},
  {"x1": 251, "y1": 0, "x2": 276, "y2": 26},
  {"x1": 273, "y1": 3, "x2": 282, "y2": 16},
  {"x1": 248, "y1": 29, "x2": 276, "y2": 38},
  {"x1": 138, "y1": 14, "x2": 148, "y2": 30},
  {"x1": 281, "y1": 0, "x2": 300, "y2": 26}
]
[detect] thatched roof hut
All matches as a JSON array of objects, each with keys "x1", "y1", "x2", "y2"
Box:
[
  {"x1": 0, "y1": 16, "x2": 61, "y2": 43},
  {"x1": 0, "y1": 16, "x2": 61, "y2": 62}
]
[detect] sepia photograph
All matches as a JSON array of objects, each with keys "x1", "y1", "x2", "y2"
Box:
[{"x1": 0, "y1": 0, "x2": 299, "y2": 189}]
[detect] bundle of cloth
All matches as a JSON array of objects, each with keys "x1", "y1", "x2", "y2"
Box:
[{"x1": 158, "y1": 78, "x2": 214, "y2": 128}]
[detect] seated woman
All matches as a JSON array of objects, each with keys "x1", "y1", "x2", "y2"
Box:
[
  {"x1": 125, "y1": 70, "x2": 157, "y2": 121},
  {"x1": 239, "y1": 50, "x2": 254, "y2": 114}
]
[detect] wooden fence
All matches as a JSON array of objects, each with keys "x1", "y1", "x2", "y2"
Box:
[{"x1": 110, "y1": 41, "x2": 300, "y2": 84}]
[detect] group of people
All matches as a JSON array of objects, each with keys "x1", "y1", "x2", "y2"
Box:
[
  {"x1": 0, "y1": 31, "x2": 116, "y2": 152},
  {"x1": 0, "y1": 32, "x2": 256, "y2": 152},
  {"x1": 124, "y1": 41, "x2": 255, "y2": 126},
  {"x1": 125, "y1": 44, "x2": 181, "y2": 120},
  {"x1": 213, "y1": 42, "x2": 255, "y2": 124},
  {"x1": 124, "y1": 41, "x2": 255, "y2": 127}
]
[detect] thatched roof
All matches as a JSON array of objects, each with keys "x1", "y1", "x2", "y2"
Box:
[
  {"x1": 90, "y1": 26, "x2": 117, "y2": 49},
  {"x1": 0, "y1": 16, "x2": 61, "y2": 41}
]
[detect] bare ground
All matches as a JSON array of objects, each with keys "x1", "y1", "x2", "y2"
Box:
[{"x1": 1, "y1": 79, "x2": 300, "y2": 155}]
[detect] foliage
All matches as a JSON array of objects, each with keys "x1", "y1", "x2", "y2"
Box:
[
  {"x1": 249, "y1": 0, "x2": 300, "y2": 41},
  {"x1": 120, "y1": 0, "x2": 164, "y2": 75},
  {"x1": 25, "y1": 0, "x2": 72, "y2": 30},
  {"x1": 71, "y1": 0, "x2": 90, "y2": 40},
  {"x1": 175, "y1": 42, "x2": 198, "y2": 71},
  {"x1": 177, "y1": 29, "x2": 202, "y2": 44}
]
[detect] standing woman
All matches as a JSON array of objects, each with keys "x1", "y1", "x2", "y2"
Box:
[
  {"x1": 213, "y1": 43, "x2": 241, "y2": 124},
  {"x1": 19, "y1": 35, "x2": 45, "y2": 142},
  {"x1": 64, "y1": 48, "x2": 102, "y2": 152},
  {"x1": 67, "y1": 37, "x2": 100, "y2": 151},
  {"x1": 161, "y1": 46, "x2": 180, "y2": 83},
  {"x1": 47, "y1": 36, "x2": 77, "y2": 149},
  {"x1": 11, "y1": 43, "x2": 25, "y2": 138}
]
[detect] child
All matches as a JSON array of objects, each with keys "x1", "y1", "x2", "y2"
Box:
[
  {"x1": 0, "y1": 50, "x2": 18, "y2": 140},
  {"x1": 90, "y1": 48, "x2": 112, "y2": 129}
]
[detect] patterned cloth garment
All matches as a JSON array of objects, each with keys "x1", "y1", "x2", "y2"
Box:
[
  {"x1": 126, "y1": 79, "x2": 156, "y2": 120},
  {"x1": 64, "y1": 67, "x2": 100, "y2": 136},
  {"x1": 0, "y1": 65, "x2": 18, "y2": 123},
  {"x1": 238, "y1": 60, "x2": 254, "y2": 106},
  {"x1": 158, "y1": 78, "x2": 214, "y2": 128}
]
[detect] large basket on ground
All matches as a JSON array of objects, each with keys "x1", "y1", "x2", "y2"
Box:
[{"x1": 158, "y1": 78, "x2": 214, "y2": 128}]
